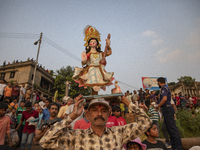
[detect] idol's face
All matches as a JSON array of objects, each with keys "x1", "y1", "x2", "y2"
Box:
[{"x1": 89, "y1": 39, "x2": 97, "y2": 47}]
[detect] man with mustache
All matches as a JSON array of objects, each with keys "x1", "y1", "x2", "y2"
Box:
[
  {"x1": 35, "y1": 102, "x2": 61, "y2": 142},
  {"x1": 40, "y1": 95, "x2": 152, "y2": 150}
]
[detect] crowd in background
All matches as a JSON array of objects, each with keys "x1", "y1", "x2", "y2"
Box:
[
  {"x1": 0, "y1": 78, "x2": 200, "y2": 150},
  {"x1": 2, "y1": 58, "x2": 51, "y2": 74}
]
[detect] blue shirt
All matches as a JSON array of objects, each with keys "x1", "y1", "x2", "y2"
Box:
[
  {"x1": 160, "y1": 85, "x2": 171, "y2": 106},
  {"x1": 42, "y1": 108, "x2": 50, "y2": 121},
  {"x1": 179, "y1": 95, "x2": 186, "y2": 103}
]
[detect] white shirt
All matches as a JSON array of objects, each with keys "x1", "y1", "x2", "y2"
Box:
[
  {"x1": 39, "y1": 101, "x2": 45, "y2": 109},
  {"x1": 65, "y1": 104, "x2": 84, "y2": 129},
  {"x1": 20, "y1": 87, "x2": 26, "y2": 96},
  {"x1": 127, "y1": 95, "x2": 132, "y2": 102},
  {"x1": 0, "y1": 84, "x2": 6, "y2": 95}
]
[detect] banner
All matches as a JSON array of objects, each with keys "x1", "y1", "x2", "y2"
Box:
[{"x1": 141, "y1": 77, "x2": 168, "y2": 90}]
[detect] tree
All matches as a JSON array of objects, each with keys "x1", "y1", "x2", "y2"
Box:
[
  {"x1": 53, "y1": 66, "x2": 91, "y2": 99},
  {"x1": 177, "y1": 76, "x2": 195, "y2": 86},
  {"x1": 168, "y1": 82, "x2": 176, "y2": 86}
]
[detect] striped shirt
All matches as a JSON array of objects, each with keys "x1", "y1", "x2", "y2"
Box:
[{"x1": 148, "y1": 107, "x2": 159, "y2": 121}]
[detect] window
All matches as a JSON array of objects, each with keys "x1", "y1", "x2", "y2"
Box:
[
  {"x1": 10, "y1": 71, "x2": 15, "y2": 78},
  {"x1": 0, "y1": 73, "x2": 5, "y2": 79},
  {"x1": 31, "y1": 74, "x2": 34, "y2": 80}
]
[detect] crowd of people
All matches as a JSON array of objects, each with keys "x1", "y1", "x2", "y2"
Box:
[
  {"x1": 1, "y1": 59, "x2": 51, "y2": 74},
  {"x1": 0, "y1": 77, "x2": 200, "y2": 150}
]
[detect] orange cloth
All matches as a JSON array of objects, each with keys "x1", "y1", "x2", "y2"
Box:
[
  {"x1": 9, "y1": 102, "x2": 18, "y2": 109},
  {"x1": 4, "y1": 87, "x2": 12, "y2": 97},
  {"x1": 0, "y1": 115, "x2": 10, "y2": 145}
]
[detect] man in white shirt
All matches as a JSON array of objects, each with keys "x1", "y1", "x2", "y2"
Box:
[
  {"x1": 64, "y1": 96, "x2": 84, "y2": 129},
  {"x1": 19, "y1": 83, "x2": 26, "y2": 107},
  {"x1": 0, "y1": 79, "x2": 7, "y2": 101},
  {"x1": 39, "y1": 97, "x2": 46, "y2": 109}
]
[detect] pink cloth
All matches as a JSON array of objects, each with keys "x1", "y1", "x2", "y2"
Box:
[{"x1": 0, "y1": 115, "x2": 10, "y2": 145}]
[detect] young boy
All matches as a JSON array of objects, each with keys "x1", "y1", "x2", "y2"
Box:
[
  {"x1": 148, "y1": 102, "x2": 159, "y2": 135},
  {"x1": 112, "y1": 105, "x2": 126, "y2": 126},
  {"x1": 142, "y1": 122, "x2": 167, "y2": 150},
  {"x1": 16, "y1": 101, "x2": 26, "y2": 148}
]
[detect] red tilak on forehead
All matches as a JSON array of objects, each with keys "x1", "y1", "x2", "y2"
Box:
[{"x1": 99, "y1": 104, "x2": 102, "y2": 108}]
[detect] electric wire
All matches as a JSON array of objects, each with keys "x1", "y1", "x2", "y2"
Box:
[
  {"x1": 43, "y1": 36, "x2": 81, "y2": 62},
  {"x1": 0, "y1": 32, "x2": 140, "y2": 90},
  {"x1": 118, "y1": 80, "x2": 139, "y2": 90},
  {"x1": 0, "y1": 32, "x2": 39, "y2": 39}
]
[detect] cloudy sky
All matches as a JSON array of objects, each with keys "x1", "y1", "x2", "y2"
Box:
[{"x1": 0, "y1": 0, "x2": 200, "y2": 94}]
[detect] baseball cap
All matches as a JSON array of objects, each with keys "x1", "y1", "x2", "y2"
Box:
[
  {"x1": 62, "y1": 96, "x2": 71, "y2": 103},
  {"x1": 88, "y1": 98, "x2": 110, "y2": 110}
]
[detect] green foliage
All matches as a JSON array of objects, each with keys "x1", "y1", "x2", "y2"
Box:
[
  {"x1": 158, "y1": 108, "x2": 200, "y2": 138},
  {"x1": 49, "y1": 70, "x2": 54, "y2": 76},
  {"x1": 53, "y1": 66, "x2": 91, "y2": 99},
  {"x1": 175, "y1": 118, "x2": 185, "y2": 138},
  {"x1": 168, "y1": 82, "x2": 176, "y2": 86},
  {"x1": 176, "y1": 108, "x2": 200, "y2": 137},
  {"x1": 9, "y1": 80, "x2": 14, "y2": 85},
  {"x1": 177, "y1": 76, "x2": 195, "y2": 86}
]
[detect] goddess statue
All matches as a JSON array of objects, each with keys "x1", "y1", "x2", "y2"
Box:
[{"x1": 72, "y1": 26, "x2": 114, "y2": 93}]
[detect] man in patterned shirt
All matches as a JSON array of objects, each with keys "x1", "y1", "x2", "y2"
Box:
[{"x1": 39, "y1": 94, "x2": 152, "y2": 150}]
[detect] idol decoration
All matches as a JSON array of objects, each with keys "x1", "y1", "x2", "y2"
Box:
[{"x1": 72, "y1": 25, "x2": 114, "y2": 93}]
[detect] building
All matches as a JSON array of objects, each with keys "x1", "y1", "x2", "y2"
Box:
[
  {"x1": 0, "y1": 60, "x2": 54, "y2": 97},
  {"x1": 169, "y1": 82, "x2": 200, "y2": 96}
]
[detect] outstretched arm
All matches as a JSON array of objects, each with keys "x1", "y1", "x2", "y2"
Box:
[
  {"x1": 39, "y1": 94, "x2": 84, "y2": 149},
  {"x1": 115, "y1": 96, "x2": 152, "y2": 145}
]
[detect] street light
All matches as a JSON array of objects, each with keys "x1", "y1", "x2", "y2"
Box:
[{"x1": 32, "y1": 32, "x2": 43, "y2": 92}]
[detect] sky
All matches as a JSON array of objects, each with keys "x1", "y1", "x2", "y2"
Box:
[{"x1": 0, "y1": 0, "x2": 200, "y2": 94}]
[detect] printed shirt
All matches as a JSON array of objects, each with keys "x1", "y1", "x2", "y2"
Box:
[
  {"x1": 116, "y1": 117, "x2": 126, "y2": 126},
  {"x1": 39, "y1": 103, "x2": 152, "y2": 150},
  {"x1": 21, "y1": 110, "x2": 39, "y2": 134},
  {"x1": 148, "y1": 107, "x2": 159, "y2": 121}
]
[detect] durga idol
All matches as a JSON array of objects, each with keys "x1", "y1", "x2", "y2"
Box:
[{"x1": 72, "y1": 25, "x2": 114, "y2": 93}]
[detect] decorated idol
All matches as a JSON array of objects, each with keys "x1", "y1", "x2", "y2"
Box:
[{"x1": 72, "y1": 25, "x2": 114, "y2": 92}]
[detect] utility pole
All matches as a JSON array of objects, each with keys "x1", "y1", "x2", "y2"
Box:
[
  {"x1": 32, "y1": 32, "x2": 43, "y2": 91},
  {"x1": 65, "y1": 81, "x2": 70, "y2": 96}
]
